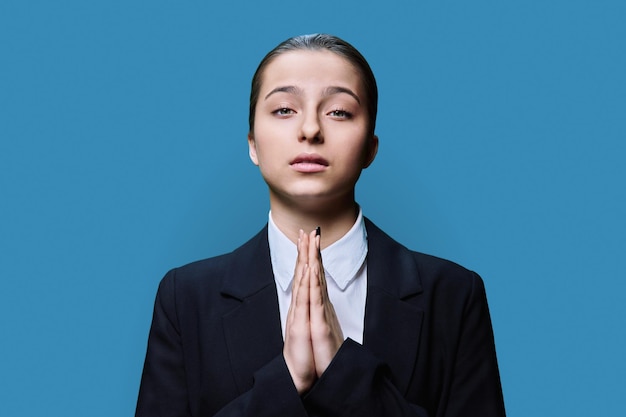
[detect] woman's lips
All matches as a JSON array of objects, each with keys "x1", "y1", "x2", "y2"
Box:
[{"x1": 290, "y1": 153, "x2": 329, "y2": 173}]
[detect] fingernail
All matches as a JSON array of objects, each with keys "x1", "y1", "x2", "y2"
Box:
[{"x1": 315, "y1": 226, "x2": 321, "y2": 236}]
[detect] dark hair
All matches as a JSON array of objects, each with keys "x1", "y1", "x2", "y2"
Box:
[{"x1": 249, "y1": 33, "x2": 378, "y2": 135}]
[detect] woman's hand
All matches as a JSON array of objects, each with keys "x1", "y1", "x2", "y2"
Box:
[
  {"x1": 283, "y1": 229, "x2": 344, "y2": 394},
  {"x1": 283, "y1": 230, "x2": 316, "y2": 394},
  {"x1": 308, "y1": 228, "x2": 344, "y2": 378}
]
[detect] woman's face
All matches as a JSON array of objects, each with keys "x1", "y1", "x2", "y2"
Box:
[{"x1": 248, "y1": 50, "x2": 378, "y2": 208}]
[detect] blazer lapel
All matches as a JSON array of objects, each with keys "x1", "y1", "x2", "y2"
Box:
[
  {"x1": 363, "y1": 219, "x2": 424, "y2": 395},
  {"x1": 220, "y1": 227, "x2": 284, "y2": 393}
]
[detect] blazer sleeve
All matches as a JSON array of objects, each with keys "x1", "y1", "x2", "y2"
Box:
[
  {"x1": 443, "y1": 273, "x2": 505, "y2": 417},
  {"x1": 304, "y1": 340, "x2": 430, "y2": 416},
  {"x1": 135, "y1": 271, "x2": 309, "y2": 417},
  {"x1": 136, "y1": 272, "x2": 189, "y2": 417},
  {"x1": 212, "y1": 355, "x2": 307, "y2": 417},
  {"x1": 303, "y1": 273, "x2": 505, "y2": 417}
]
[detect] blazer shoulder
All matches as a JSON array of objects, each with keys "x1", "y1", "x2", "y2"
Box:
[
  {"x1": 412, "y1": 251, "x2": 478, "y2": 281},
  {"x1": 411, "y1": 250, "x2": 485, "y2": 300},
  {"x1": 365, "y1": 217, "x2": 481, "y2": 296},
  {"x1": 157, "y1": 225, "x2": 271, "y2": 298},
  {"x1": 168, "y1": 252, "x2": 233, "y2": 284}
]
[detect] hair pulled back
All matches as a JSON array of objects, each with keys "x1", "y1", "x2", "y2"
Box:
[{"x1": 249, "y1": 34, "x2": 378, "y2": 135}]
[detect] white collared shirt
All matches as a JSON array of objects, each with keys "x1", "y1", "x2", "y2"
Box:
[{"x1": 268, "y1": 210, "x2": 368, "y2": 344}]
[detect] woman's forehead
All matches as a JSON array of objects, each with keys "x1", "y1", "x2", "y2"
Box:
[{"x1": 259, "y1": 50, "x2": 363, "y2": 93}]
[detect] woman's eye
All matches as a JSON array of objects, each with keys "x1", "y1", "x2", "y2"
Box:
[
  {"x1": 328, "y1": 109, "x2": 351, "y2": 119},
  {"x1": 274, "y1": 108, "x2": 295, "y2": 116}
]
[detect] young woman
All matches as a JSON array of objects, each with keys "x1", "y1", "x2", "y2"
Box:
[{"x1": 136, "y1": 34, "x2": 506, "y2": 417}]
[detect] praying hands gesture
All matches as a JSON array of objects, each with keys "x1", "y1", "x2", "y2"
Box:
[{"x1": 283, "y1": 228, "x2": 344, "y2": 394}]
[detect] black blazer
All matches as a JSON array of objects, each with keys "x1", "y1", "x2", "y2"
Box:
[{"x1": 136, "y1": 219, "x2": 505, "y2": 416}]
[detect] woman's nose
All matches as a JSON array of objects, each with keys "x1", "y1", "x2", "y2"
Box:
[{"x1": 299, "y1": 113, "x2": 323, "y2": 143}]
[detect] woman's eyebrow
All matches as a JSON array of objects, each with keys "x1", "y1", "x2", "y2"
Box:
[
  {"x1": 264, "y1": 85, "x2": 302, "y2": 100},
  {"x1": 264, "y1": 85, "x2": 360, "y2": 104},
  {"x1": 323, "y1": 86, "x2": 360, "y2": 104}
]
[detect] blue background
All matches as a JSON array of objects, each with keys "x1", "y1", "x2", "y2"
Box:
[{"x1": 1, "y1": 1, "x2": 624, "y2": 416}]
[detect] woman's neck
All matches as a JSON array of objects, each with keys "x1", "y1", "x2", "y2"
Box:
[{"x1": 269, "y1": 197, "x2": 359, "y2": 250}]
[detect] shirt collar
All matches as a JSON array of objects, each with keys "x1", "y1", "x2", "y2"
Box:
[{"x1": 268, "y1": 209, "x2": 368, "y2": 292}]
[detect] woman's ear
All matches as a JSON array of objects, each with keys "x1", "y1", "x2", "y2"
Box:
[
  {"x1": 363, "y1": 135, "x2": 379, "y2": 168},
  {"x1": 247, "y1": 132, "x2": 259, "y2": 166}
]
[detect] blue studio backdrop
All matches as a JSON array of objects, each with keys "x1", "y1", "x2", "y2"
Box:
[{"x1": 1, "y1": 1, "x2": 624, "y2": 416}]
